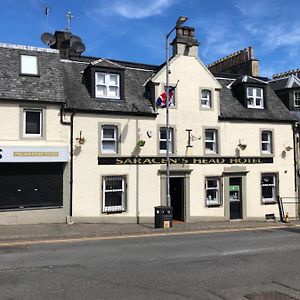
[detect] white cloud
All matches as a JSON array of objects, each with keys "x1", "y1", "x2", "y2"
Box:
[{"x1": 113, "y1": 0, "x2": 175, "y2": 19}]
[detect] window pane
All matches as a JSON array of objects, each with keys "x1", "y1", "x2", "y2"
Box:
[
  {"x1": 207, "y1": 179, "x2": 218, "y2": 188},
  {"x1": 205, "y1": 142, "x2": 214, "y2": 151},
  {"x1": 96, "y1": 73, "x2": 105, "y2": 84},
  {"x1": 105, "y1": 178, "x2": 122, "y2": 190},
  {"x1": 108, "y1": 86, "x2": 119, "y2": 97},
  {"x1": 105, "y1": 191, "x2": 122, "y2": 207},
  {"x1": 97, "y1": 85, "x2": 107, "y2": 96},
  {"x1": 160, "y1": 141, "x2": 166, "y2": 150},
  {"x1": 247, "y1": 88, "x2": 253, "y2": 96},
  {"x1": 205, "y1": 131, "x2": 215, "y2": 141},
  {"x1": 102, "y1": 141, "x2": 116, "y2": 152},
  {"x1": 256, "y1": 88, "x2": 262, "y2": 97},
  {"x1": 256, "y1": 99, "x2": 261, "y2": 106},
  {"x1": 262, "y1": 143, "x2": 269, "y2": 151},
  {"x1": 103, "y1": 128, "x2": 115, "y2": 139},
  {"x1": 206, "y1": 190, "x2": 218, "y2": 202},
  {"x1": 21, "y1": 55, "x2": 38, "y2": 75},
  {"x1": 262, "y1": 186, "x2": 274, "y2": 199},
  {"x1": 262, "y1": 132, "x2": 269, "y2": 141},
  {"x1": 25, "y1": 111, "x2": 41, "y2": 134},
  {"x1": 262, "y1": 175, "x2": 274, "y2": 184},
  {"x1": 109, "y1": 74, "x2": 119, "y2": 85},
  {"x1": 201, "y1": 90, "x2": 210, "y2": 99},
  {"x1": 160, "y1": 129, "x2": 167, "y2": 139}
]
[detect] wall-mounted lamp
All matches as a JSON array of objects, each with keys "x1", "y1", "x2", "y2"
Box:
[
  {"x1": 285, "y1": 146, "x2": 293, "y2": 151},
  {"x1": 76, "y1": 131, "x2": 85, "y2": 145},
  {"x1": 238, "y1": 139, "x2": 247, "y2": 150}
]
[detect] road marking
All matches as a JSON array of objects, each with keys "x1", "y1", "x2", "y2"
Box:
[{"x1": 0, "y1": 224, "x2": 299, "y2": 248}]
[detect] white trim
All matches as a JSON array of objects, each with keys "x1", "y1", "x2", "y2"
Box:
[
  {"x1": 23, "y1": 109, "x2": 42, "y2": 138},
  {"x1": 205, "y1": 129, "x2": 218, "y2": 154},
  {"x1": 101, "y1": 125, "x2": 118, "y2": 154},
  {"x1": 247, "y1": 87, "x2": 264, "y2": 109},
  {"x1": 95, "y1": 72, "x2": 120, "y2": 99},
  {"x1": 0, "y1": 43, "x2": 59, "y2": 53},
  {"x1": 205, "y1": 177, "x2": 221, "y2": 206}
]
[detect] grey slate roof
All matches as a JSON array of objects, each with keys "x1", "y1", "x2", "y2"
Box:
[
  {"x1": 62, "y1": 56, "x2": 158, "y2": 115},
  {"x1": 218, "y1": 77, "x2": 296, "y2": 122},
  {"x1": 0, "y1": 44, "x2": 65, "y2": 104},
  {"x1": 270, "y1": 75, "x2": 300, "y2": 91}
]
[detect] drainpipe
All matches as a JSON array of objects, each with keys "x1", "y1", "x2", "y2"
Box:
[
  {"x1": 292, "y1": 122, "x2": 298, "y2": 193},
  {"x1": 60, "y1": 106, "x2": 76, "y2": 221}
]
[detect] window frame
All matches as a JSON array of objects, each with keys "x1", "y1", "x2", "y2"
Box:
[
  {"x1": 95, "y1": 72, "x2": 120, "y2": 99},
  {"x1": 102, "y1": 175, "x2": 127, "y2": 213},
  {"x1": 159, "y1": 126, "x2": 175, "y2": 154},
  {"x1": 204, "y1": 128, "x2": 219, "y2": 155},
  {"x1": 261, "y1": 173, "x2": 278, "y2": 204},
  {"x1": 205, "y1": 177, "x2": 222, "y2": 207},
  {"x1": 200, "y1": 89, "x2": 212, "y2": 109},
  {"x1": 20, "y1": 54, "x2": 38, "y2": 76},
  {"x1": 100, "y1": 124, "x2": 119, "y2": 155},
  {"x1": 246, "y1": 87, "x2": 264, "y2": 109},
  {"x1": 261, "y1": 130, "x2": 273, "y2": 155},
  {"x1": 294, "y1": 91, "x2": 300, "y2": 108},
  {"x1": 22, "y1": 108, "x2": 43, "y2": 138}
]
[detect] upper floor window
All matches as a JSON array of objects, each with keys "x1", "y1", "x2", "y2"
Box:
[
  {"x1": 159, "y1": 127, "x2": 174, "y2": 153},
  {"x1": 102, "y1": 175, "x2": 126, "y2": 213},
  {"x1": 261, "y1": 131, "x2": 273, "y2": 154},
  {"x1": 20, "y1": 55, "x2": 38, "y2": 75},
  {"x1": 247, "y1": 87, "x2": 264, "y2": 109},
  {"x1": 205, "y1": 177, "x2": 221, "y2": 207},
  {"x1": 201, "y1": 89, "x2": 211, "y2": 108},
  {"x1": 294, "y1": 91, "x2": 300, "y2": 108},
  {"x1": 101, "y1": 125, "x2": 118, "y2": 154},
  {"x1": 95, "y1": 72, "x2": 120, "y2": 99},
  {"x1": 205, "y1": 129, "x2": 218, "y2": 154},
  {"x1": 261, "y1": 174, "x2": 277, "y2": 204},
  {"x1": 23, "y1": 109, "x2": 43, "y2": 138}
]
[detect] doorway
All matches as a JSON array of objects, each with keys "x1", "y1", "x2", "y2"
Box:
[
  {"x1": 170, "y1": 177, "x2": 185, "y2": 221},
  {"x1": 229, "y1": 177, "x2": 242, "y2": 219}
]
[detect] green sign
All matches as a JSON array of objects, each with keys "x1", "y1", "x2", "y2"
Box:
[{"x1": 229, "y1": 185, "x2": 240, "y2": 192}]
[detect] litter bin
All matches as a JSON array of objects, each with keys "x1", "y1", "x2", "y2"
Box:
[{"x1": 154, "y1": 206, "x2": 173, "y2": 228}]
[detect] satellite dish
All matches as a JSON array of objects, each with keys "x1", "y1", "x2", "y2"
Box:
[
  {"x1": 41, "y1": 32, "x2": 56, "y2": 46},
  {"x1": 70, "y1": 35, "x2": 82, "y2": 44},
  {"x1": 64, "y1": 31, "x2": 72, "y2": 40},
  {"x1": 72, "y1": 41, "x2": 86, "y2": 54}
]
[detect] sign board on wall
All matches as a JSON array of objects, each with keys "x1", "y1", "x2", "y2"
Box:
[
  {"x1": 98, "y1": 156, "x2": 273, "y2": 165},
  {"x1": 0, "y1": 146, "x2": 69, "y2": 162}
]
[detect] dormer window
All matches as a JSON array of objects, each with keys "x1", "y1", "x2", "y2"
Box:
[
  {"x1": 294, "y1": 91, "x2": 300, "y2": 108},
  {"x1": 95, "y1": 72, "x2": 120, "y2": 99},
  {"x1": 247, "y1": 87, "x2": 264, "y2": 109},
  {"x1": 201, "y1": 89, "x2": 211, "y2": 108}
]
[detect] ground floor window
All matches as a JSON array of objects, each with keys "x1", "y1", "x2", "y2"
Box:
[
  {"x1": 205, "y1": 177, "x2": 221, "y2": 206},
  {"x1": 261, "y1": 173, "x2": 277, "y2": 204},
  {"x1": 102, "y1": 175, "x2": 126, "y2": 213}
]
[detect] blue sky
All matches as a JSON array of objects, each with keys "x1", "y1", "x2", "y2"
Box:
[{"x1": 1, "y1": 0, "x2": 300, "y2": 78}]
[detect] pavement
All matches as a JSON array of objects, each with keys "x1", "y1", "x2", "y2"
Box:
[{"x1": 0, "y1": 219, "x2": 299, "y2": 244}]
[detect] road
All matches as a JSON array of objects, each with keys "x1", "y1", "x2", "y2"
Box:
[{"x1": 0, "y1": 227, "x2": 300, "y2": 299}]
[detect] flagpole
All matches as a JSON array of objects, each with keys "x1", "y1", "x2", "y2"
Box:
[{"x1": 165, "y1": 16, "x2": 188, "y2": 208}]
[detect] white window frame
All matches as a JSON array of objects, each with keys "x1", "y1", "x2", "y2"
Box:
[
  {"x1": 20, "y1": 55, "x2": 38, "y2": 75},
  {"x1": 95, "y1": 72, "x2": 120, "y2": 99},
  {"x1": 261, "y1": 131, "x2": 272, "y2": 154},
  {"x1": 205, "y1": 177, "x2": 221, "y2": 206},
  {"x1": 261, "y1": 174, "x2": 277, "y2": 204},
  {"x1": 205, "y1": 129, "x2": 218, "y2": 154},
  {"x1": 101, "y1": 125, "x2": 118, "y2": 154},
  {"x1": 23, "y1": 109, "x2": 43, "y2": 138},
  {"x1": 102, "y1": 176, "x2": 126, "y2": 213},
  {"x1": 201, "y1": 89, "x2": 211, "y2": 108},
  {"x1": 247, "y1": 87, "x2": 264, "y2": 109},
  {"x1": 159, "y1": 127, "x2": 174, "y2": 154},
  {"x1": 294, "y1": 91, "x2": 300, "y2": 108}
]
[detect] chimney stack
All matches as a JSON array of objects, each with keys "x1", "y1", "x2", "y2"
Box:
[{"x1": 171, "y1": 25, "x2": 199, "y2": 57}]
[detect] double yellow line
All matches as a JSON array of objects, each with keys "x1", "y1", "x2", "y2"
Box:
[{"x1": 0, "y1": 224, "x2": 299, "y2": 248}]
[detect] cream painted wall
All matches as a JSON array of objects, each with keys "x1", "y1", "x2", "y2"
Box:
[{"x1": 71, "y1": 54, "x2": 296, "y2": 222}]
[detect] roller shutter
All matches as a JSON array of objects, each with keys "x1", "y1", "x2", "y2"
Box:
[{"x1": 0, "y1": 163, "x2": 63, "y2": 209}]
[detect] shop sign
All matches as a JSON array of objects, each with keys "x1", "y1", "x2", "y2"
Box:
[
  {"x1": 229, "y1": 185, "x2": 240, "y2": 191},
  {"x1": 0, "y1": 146, "x2": 69, "y2": 162},
  {"x1": 98, "y1": 156, "x2": 273, "y2": 165}
]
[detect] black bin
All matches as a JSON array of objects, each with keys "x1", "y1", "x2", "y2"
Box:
[{"x1": 154, "y1": 206, "x2": 173, "y2": 228}]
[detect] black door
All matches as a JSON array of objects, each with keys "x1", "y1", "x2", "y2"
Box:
[
  {"x1": 170, "y1": 177, "x2": 184, "y2": 221},
  {"x1": 0, "y1": 163, "x2": 63, "y2": 209},
  {"x1": 229, "y1": 177, "x2": 242, "y2": 219}
]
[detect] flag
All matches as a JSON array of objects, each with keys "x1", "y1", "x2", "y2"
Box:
[{"x1": 156, "y1": 87, "x2": 175, "y2": 108}]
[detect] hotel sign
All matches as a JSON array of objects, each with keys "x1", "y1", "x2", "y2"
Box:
[
  {"x1": 98, "y1": 156, "x2": 273, "y2": 165},
  {"x1": 0, "y1": 146, "x2": 69, "y2": 162}
]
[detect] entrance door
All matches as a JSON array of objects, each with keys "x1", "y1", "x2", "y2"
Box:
[
  {"x1": 229, "y1": 177, "x2": 242, "y2": 219},
  {"x1": 170, "y1": 177, "x2": 184, "y2": 221}
]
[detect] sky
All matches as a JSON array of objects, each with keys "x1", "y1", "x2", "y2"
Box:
[{"x1": 1, "y1": 0, "x2": 300, "y2": 78}]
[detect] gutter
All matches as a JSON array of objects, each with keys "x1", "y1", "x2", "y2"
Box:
[{"x1": 60, "y1": 106, "x2": 76, "y2": 220}]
